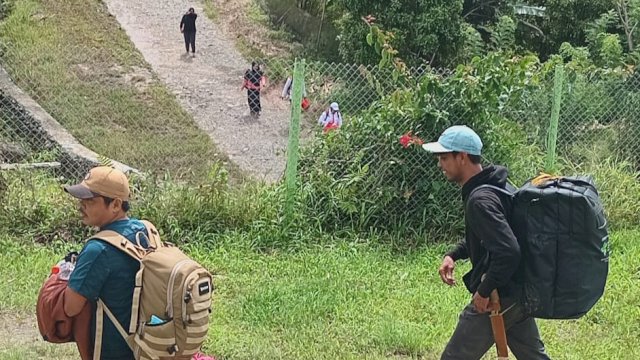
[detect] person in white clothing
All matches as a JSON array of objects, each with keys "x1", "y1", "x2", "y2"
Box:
[
  {"x1": 318, "y1": 102, "x2": 342, "y2": 129},
  {"x1": 281, "y1": 76, "x2": 307, "y2": 101}
]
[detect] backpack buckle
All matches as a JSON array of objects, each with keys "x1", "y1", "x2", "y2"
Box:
[{"x1": 167, "y1": 344, "x2": 178, "y2": 355}]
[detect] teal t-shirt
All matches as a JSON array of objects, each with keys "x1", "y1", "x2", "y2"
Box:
[{"x1": 68, "y1": 218, "x2": 149, "y2": 360}]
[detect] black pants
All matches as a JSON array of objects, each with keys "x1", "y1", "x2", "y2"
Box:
[
  {"x1": 247, "y1": 89, "x2": 261, "y2": 114},
  {"x1": 441, "y1": 298, "x2": 550, "y2": 359},
  {"x1": 183, "y1": 31, "x2": 196, "y2": 53}
]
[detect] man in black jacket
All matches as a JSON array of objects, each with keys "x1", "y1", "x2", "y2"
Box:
[
  {"x1": 180, "y1": 7, "x2": 197, "y2": 55},
  {"x1": 423, "y1": 125, "x2": 550, "y2": 360}
]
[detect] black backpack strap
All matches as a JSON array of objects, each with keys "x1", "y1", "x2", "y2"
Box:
[
  {"x1": 471, "y1": 184, "x2": 515, "y2": 198},
  {"x1": 470, "y1": 184, "x2": 516, "y2": 224}
]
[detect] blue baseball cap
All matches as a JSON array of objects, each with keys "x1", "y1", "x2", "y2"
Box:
[{"x1": 422, "y1": 125, "x2": 483, "y2": 156}]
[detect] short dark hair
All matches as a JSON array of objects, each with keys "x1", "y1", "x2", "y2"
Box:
[
  {"x1": 102, "y1": 196, "x2": 130, "y2": 212},
  {"x1": 452, "y1": 151, "x2": 482, "y2": 164}
]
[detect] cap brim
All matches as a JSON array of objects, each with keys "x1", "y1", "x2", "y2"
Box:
[
  {"x1": 422, "y1": 142, "x2": 452, "y2": 153},
  {"x1": 64, "y1": 184, "x2": 96, "y2": 199}
]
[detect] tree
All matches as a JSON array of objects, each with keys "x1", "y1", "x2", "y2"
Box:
[
  {"x1": 610, "y1": 0, "x2": 640, "y2": 52},
  {"x1": 522, "y1": 0, "x2": 616, "y2": 59},
  {"x1": 335, "y1": 0, "x2": 465, "y2": 67}
]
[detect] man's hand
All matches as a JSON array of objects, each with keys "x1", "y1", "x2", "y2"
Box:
[
  {"x1": 438, "y1": 255, "x2": 456, "y2": 286},
  {"x1": 472, "y1": 291, "x2": 491, "y2": 313}
]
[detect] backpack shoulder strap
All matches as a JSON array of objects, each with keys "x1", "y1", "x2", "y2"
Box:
[
  {"x1": 91, "y1": 230, "x2": 145, "y2": 261},
  {"x1": 94, "y1": 299, "x2": 133, "y2": 360},
  {"x1": 472, "y1": 184, "x2": 515, "y2": 198},
  {"x1": 139, "y1": 220, "x2": 163, "y2": 250}
]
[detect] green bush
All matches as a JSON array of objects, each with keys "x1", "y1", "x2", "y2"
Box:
[
  {"x1": 0, "y1": 170, "x2": 89, "y2": 243},
  {"x1": 563, "y1": 145, "x2": 640, "y2": 229},
  {"x1": 297, "y1": 53, "x2": 546, "y2": 236},
  {"x1": 297, "y1": 51, "x2": 640, "y2": 236},
  {"x1": 132, "y1": 165, "x2": 281, "y2": 242},
  {"x1": 0, "y1": 167, "x2": 283, "y2": 246}
]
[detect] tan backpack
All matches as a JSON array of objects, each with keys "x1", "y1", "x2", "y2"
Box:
[{"x1": 91, "y1": 221, "x2": 213, "y2": 360}]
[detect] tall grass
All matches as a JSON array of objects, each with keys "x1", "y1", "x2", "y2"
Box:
[
  {"x1": 1, "y1": 229, "x2": 638, "y2": 359},
  {"x1": 0, "y1": 167, "x2": 637, "y2": 358},
  {"x1": 0, "y1": 0, "x2": 222, "y2": 179}
]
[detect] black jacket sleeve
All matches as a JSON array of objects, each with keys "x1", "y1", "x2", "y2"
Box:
[
  {"x1": 445, "y1": 240, "x2": 468, "y2": 261},
  {"x1": 468, "y1": 191, "x2": 520, "y2": 298},
  {"x1": 180, "y1": 15, "x2": 185, "y2": 29}
]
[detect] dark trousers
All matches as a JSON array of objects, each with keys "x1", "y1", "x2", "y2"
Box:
[
  {"x1": 183, "y1": 31, "x2": 196, "y2": 53},
  {"x1": 247, "y1": 89, "x2": 261, "y2": 114},
  {"x1": 441, "y1": 299, "x2": 551, "y2": 360}
]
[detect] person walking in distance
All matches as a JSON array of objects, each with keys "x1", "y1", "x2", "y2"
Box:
[
  {"x1": 422, "y1": 125, "x2": 551, "y2": 360},
  {"x1": 242, "y1": 62, "x2": 265, "y2": 117},
  {"x1": 318, "y1": 102, "x2": 342, "y2": 132},
  {"x1": 180, "y1": 7, "x2": 197, "y2": 55}
]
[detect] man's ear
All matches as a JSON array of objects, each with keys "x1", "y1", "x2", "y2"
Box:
[
  {"x1": 111, "y1": 198, "x2": 123, "y2": 212},
  {"x1": 460, "y1": 152, "x2": 470, "y2": 164}
]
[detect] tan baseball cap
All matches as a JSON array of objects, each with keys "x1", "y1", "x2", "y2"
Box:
[{"x1": 64, "y1": 166, "x2": 130, "y2": 201}]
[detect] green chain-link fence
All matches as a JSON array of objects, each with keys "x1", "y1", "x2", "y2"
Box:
[{"x1": 2, "y1": 46, "x2": 639, "y2": 229}]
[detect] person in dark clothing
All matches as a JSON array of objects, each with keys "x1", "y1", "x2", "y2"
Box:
[
  {"x1": 422, "y1": 125, "x2": 550, "y2": 360},
  {"x1": 180, "y1": 7, "x2": 197, "y2": 54},
  {"x1": 242, "y1": 62, "x2": 265, "y2": 116}
]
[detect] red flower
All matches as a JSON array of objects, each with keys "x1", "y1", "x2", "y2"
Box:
[
  {"x1": 399, "y1": 132, "x2": 424, "y2": 148},
  {"x1": 399, "y1": 132, "x2": 412, "y2": 148}
]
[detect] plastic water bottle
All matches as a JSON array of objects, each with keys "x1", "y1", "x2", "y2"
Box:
[{"x1": 51, "y1": 260, "x2": 75, "y2": 281}]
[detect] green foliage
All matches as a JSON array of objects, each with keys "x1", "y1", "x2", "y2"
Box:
[
  {"x1": 518, "y1": 0, "x2": 616, "y2": 59},
  {"x1": 555, "y1": 42, "x2": 594, "y2": 68},
  {"x1": 586, "y1": 10, "x2": 618, "y2": 50},
  {"x1": 461, "y1": 23, "x2": 485, "y2": 63},
  {"x1": 583, "y1": 1, "x2": 640, "y2": 63},
  {"x1": 512, "y1": 3, "x2": 546, "y2": 17},
  {"x1": 0, "y1": 0, "x2": 12, "y2": 20},
  {"x1": 0, "y1": 170, "x2": 89, "y2": 243},
  {"x1": 491, "y1": 15, "x2": 517, "y2": 51},
  {"x1": 298, "y1": 53, "x2": 546, "y2": 235},
  {"x1": 258, "y1": 0, "x2": 340, "y2": 61},
  {"x1": 566, "y1": 154, "x2": 640, "y2": 229},
  {"x1": 336, "y1": 0, "x2": 465, "y2": 67},
  {"x1": 0, "y1": 167, "x2": 284, "y2": 247},
  {"x1": 599, "y1": 33, "x2": 625, "y2": 67}
]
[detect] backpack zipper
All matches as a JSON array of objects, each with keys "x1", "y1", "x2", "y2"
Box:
[{"x1": 166, "y1": 259, "x2": 192, "y2": 318}]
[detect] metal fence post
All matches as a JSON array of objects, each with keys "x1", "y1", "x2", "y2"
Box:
[
  {"x1": 546, "y1": 65, "x2": 565, "y2": 174},
  {"x1": 284, "y1": 59, "x2": 306, "y2": 224}
]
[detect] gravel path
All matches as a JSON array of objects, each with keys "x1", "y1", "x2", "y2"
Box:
[{"x1": 104, "y1": 0, "x2": 290, "y2": 182}]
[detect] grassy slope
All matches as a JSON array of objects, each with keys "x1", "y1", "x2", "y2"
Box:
[
  {"x1": 1, "y1": 229, "x2": 638, "y2": 359},
  {"x1": 203, "y1": 0, "x2": 300, "y2": 60},
  {"x1": 0, "y1": 0, "x2": 221, "y2": 179}
]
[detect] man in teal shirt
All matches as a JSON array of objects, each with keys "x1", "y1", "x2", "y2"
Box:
[{"x1": 63, "y1": 166, "x2": 148, "y2": 360}]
